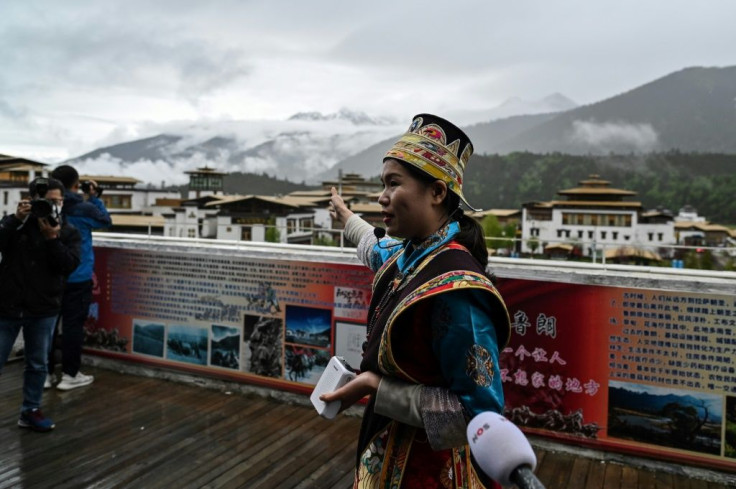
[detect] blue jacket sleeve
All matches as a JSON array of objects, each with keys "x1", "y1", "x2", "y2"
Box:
[
  {"x1": 430, "y1": 289, "x2": 505, "y2": 417},
  {"x1": 78, "y1": 197, "x2": 112, "y2": 229}
]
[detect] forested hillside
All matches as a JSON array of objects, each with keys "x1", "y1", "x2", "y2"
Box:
[{"x1": 463, "y1": 152, "x2": 736, "y2": 224}]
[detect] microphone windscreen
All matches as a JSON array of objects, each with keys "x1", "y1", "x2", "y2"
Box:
[
  {"x1": 466, "y1": 411, "x2": 537, "y2": 487},
  {"x1": 374, "y1": 227, "x2": 386, "y2": 239}
]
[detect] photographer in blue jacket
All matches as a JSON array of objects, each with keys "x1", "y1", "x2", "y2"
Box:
[{"x1": 48, "y1": 165, "x2": 111, "y2": 391}]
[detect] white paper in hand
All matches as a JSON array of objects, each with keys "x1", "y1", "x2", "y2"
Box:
[{"x1": 310, "y1": 356, "x2": 356, "y2": 419}]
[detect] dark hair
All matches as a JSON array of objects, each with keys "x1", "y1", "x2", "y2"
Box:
[
  {"x1": 395, "y1": 160, "x2": 489, "y2": 269},
  {"x1": 29, "y1": 177, "x2": 65, "y2": 198},
  {"x1": 51, "y1": 165, "x2": 79, "y2": 190}
]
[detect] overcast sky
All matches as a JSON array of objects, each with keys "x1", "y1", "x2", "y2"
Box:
[{"x1": 1, "y1": 0, "x2": 735, "y2": 162}]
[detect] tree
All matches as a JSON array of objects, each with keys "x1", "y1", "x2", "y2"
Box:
[
  {"x1": 699, "y1": 250, "x2": 714, "y2": 270},
  {"x1": 265, "y1": 219, "x2": 280, "y2": 243},
  {"x1": 684, "y1": 250, "x2": 699, "y2": 269},
  {"x1": 314, "y1": 235, "x2": 338, "y2": 247},
  {"x1": 481, "y1": 215, "x2": 513, "y2": 250},
  {"x1": 527, "y1": 237, "x2": 540, "y2": 255},
  {"x1": 662, "y1": 401, "x2": 709, "y2": 444}
]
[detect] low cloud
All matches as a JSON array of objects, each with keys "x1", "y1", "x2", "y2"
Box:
[
  {"x1": 66, "y1": 116, "x2": 404, "y2": 185},
  {"x1": 72, "y1": 153, "x2": 191, "y2": 187},
  {"x1": 570, "y1": 120, "x2": 659, "y2": 152}
]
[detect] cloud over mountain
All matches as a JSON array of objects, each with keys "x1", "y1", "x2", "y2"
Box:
[
  {"x1": 67, "y1": 110, "x2": 404, "y2": 184},
  {"x1": 570, "y1": 121, "x2": 659, "y2": 152}
]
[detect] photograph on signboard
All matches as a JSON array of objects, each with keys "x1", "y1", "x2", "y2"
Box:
[
  {"x1": 334, "y1": 320, "x2": 365, "y2": 370},
  {"x1": 166, "y1": 325, "x2": 208, "y2": 366},
  {"x1": 84, "y1": 324, "x2": 130, "y2": 353},
  {"x1": 210, "y1": 325, "x2": 240, "y2": 370},
  {"x1": 243, "y1": 314, "x2": 283, "y2": 378},
  {"x1": 333, "y1": 286, "x2": 370, "y2": 321},
  {"x1": 726, "y1": 395, "x2": 736, "y2": 459},
  {"x1": 607, "y1": 381, "x2": 722, "y2": 455},
  {"x1": 505, "y1": 405, "x2": 601, "y2": 439},
  {"x1": 284, "y1": 344, "x2": 330, "y2": 385},
  {"x1": 132, "y1": 320, "x2": 165, "y2": 357},
  {"x1": 285, "y1": 305, "x2": 332, "y2": 349}
]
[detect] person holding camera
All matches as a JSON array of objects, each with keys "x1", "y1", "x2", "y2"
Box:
[
  {"x1": 47, "y1": 165, "x2": 111, "y2": 391},
  {"x1": 0, "y1": 177, "x2": 81, "y2": 432}
]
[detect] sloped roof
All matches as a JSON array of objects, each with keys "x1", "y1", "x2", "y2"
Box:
[
  {"x1": 604, "y1": 246, "x2": 661, "y2": 261},
  {"x1": 350, "y1": 203, "x2": 382, "y2": 213},
  {"x1": 81, "y1": 175, "x2": 141, "y2": 184},
  {"x1": 558, "y1": 174, "x2": 636, "y2": 198},
  {"x1": 549, "y1": 200, "x2": 642, "y2": 208},
  {"x1": 674, "y1": 221, "x2": 732, "y2": 233},
  {"x1": 111, "y1": 214, "x2": 165, "y2": 227},
  {"x1": 184, "y1": 166, "x2": 227, "y2": 175},
  {"x1": 469, "y1": 209, "x2": 521, "y2": 218},
  {"x1": 558, "y1": 188, "x2": 636, "y2": 196},
  {"x1": 288, "y1": 190, "x2": 332, "y2": 197},
  {"x1": 204, "y1": 194, "x2": 317, "y2": 209},
  {"x1": 544, "y1": 243, "x2": 574, "y2": 251},
  {"x1": 0, "y1": 155, "x2": 48, "y2": 169},
  {"x1": 641, "y1": 210, "x2": 674, "y2": 218}
]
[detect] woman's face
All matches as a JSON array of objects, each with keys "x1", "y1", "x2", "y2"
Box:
[{"x1": 378, "y1": 159, "x2": 443, "y2": 240}]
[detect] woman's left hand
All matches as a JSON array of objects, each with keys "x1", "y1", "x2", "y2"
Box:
[{"x1": 319, "y1": 371, "x2": 381, "y2": 411}]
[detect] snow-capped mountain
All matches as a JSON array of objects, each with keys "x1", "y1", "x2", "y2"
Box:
[
  {"x1": 66, "y1": 110, "x2": 405, "y2": 185},
  {"x1": 288, "y1": 108, "x2": 397, "y2": 126}
]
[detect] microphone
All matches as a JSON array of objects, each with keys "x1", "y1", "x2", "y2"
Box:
[
  {"x1": 467, "y1": 412, "x2": 545, "y2": 489},
  {"x1": 373, "y1": 227, "x2": 401, "y2": 249}
]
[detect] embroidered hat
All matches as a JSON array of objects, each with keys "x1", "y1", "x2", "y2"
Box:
[{"x1": 384, "y1": 113, "x2": 479, "y2": 211}]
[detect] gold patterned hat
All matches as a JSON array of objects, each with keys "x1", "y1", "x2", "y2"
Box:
[{"x1": 384, "y1": 113, "x2": 478, "y2": 210}]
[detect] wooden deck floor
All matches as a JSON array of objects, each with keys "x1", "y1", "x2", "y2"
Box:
[{"x1": 1, "y1": 361, "x2": 734, "y2": 489}]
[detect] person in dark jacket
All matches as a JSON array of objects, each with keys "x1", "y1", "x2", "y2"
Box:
[
  {"x1": 0, "y1": 177, "x2": 80, "y2": 432},
  {"x1": 48, "y1": 165, "x2": 111, "y2": 391}
]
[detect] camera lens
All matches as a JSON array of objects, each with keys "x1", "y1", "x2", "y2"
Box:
[{"x1": 30, "y1": 199, "x2": 53, "y2": 218}]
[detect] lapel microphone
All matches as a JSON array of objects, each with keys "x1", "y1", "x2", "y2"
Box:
[{"x1": 373, "y1": 227, "x2": 402, "y2": 249}]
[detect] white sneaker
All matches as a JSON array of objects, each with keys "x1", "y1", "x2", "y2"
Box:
[
  {"x1": 44, "y1": 374, "x2": 54, "y2": 389},
  {"x1": 56, "y1": 372, "x2": 94, "y2": 391}
]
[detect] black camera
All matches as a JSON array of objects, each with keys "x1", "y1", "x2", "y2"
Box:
[
  {"x1": 30, "y1": 199, "x2": 58, "y2": 227},
  {"x1": 80, "y1": 180, "x2": 103, "y2": 196}
]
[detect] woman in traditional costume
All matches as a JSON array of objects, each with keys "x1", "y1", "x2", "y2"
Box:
[{"x1": 323, "y1": 114, "x2": 510, "y2": 489}]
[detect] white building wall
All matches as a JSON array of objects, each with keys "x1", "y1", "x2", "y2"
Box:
[
  {"x1": 3, "y1": 186, "x2": 181, "y2": 219},
  {"x1": 166, "y1": 209, "x2": 315, "y2": 243},
  {"x1": 313, "y1": 208, "x2": 331, "y2": 231},
  {"x1": 252, "y1": 224, "x2": 266, "y2": 242},
  {"x1": 634, "y1": 224, "x2": 676, "y2": 249},
  {"x1": 104, "y1": 189, "x2": 181, "y2": 214},
  {"x1": 216, "y1": 216, "x2": 240, "y2": 241},
  {"x1": 523, "y1": 208, "x2": 648, "y2": 256},
  {"x1": 162, "y1": 207, "x2": 224, "y2": 239},
  {"x1": 186, "y1": 190, "x2": 219, "y2": 200},
  {"x1": 0, "y1": 188, "x2": 25, "y2": 218},
  {"x1": 201, "y1": 215, "x2": 218, "y2": 238},
  {"x1": 275, "y1": 216, "x2": 287, "y2": 243},
  {"x1": 675, "y1": 209, "x2": 706, "y2": 223},
  {"x1": 522, "y1": 206, "x2": 679, "y2": 257}
]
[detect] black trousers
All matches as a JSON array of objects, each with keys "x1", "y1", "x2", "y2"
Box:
[{"x1": 49, "y1": 280, "x2": 93, "y2": 377}]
